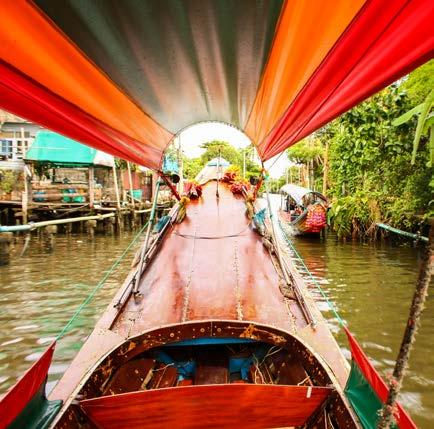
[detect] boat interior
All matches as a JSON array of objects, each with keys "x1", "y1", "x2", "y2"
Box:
[
  {"x1": 54, "y1": 322, "x2": 356, "y2": 429},
  {"x1": 48, "y1": 182, "x2": 357, "y2": 428}
]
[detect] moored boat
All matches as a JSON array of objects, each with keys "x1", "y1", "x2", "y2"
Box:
[{"x1": 278, "y1": 184, "x2": 327, "y2": 236}]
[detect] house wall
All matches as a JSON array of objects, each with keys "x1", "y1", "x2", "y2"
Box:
[{"x1": 1, "y1": 119, "x2": 43, "y2": 167}]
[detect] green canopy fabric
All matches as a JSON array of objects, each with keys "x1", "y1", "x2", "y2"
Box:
[{"x1": 25, "y1": 131, "x2": 114, "y2": 167}]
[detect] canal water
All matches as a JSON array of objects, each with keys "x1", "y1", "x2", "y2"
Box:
[{"x1": 0, "y1": 220, "x2": 433, "y2": 426}]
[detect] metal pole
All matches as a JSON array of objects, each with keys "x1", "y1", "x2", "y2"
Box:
[
  {"x1": 216, "y1": 148, "x2": 221, "y2": 199},
  {"x1": 127, "y1": 161, "x2": 135, "y2": 209},
  {"x1": 178, "y1": 135, "x2": 184, "y2": 194},
  {"x1": 264, "y1": 180, "x2": 290, "y2": 283},
  {"x1": 133, "y1": 180, "x2": 161, "y2": 296},
  {"x1": 263, "y1": 171, "x2": 316, "y2": 328},
  {"x1": 112, "y1": 163, "x2": 122, "y2": 229},
  {"x1": 0, "y1": 213, "x2": 115, "y2": 233}
]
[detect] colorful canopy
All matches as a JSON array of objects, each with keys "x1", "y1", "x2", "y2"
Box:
[
  {"x1": 25, "y1": 131, "x2": 114, "y2": 167},
  {"x1": 280, "y1": 184, "x2": 326, "y2": 207},
  {"x1": 0, "y1": 1, "x2": 432, "y2": 169}
]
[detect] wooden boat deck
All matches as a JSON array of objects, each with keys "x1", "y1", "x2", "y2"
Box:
[
  {"x1": 113, "y1": 183, "x2": 292, "y2": 335},
  {"x1": 50, "y1": 182, "x2": 348, "y2": 404}
]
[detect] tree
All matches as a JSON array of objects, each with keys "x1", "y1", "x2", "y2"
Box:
[
  {"x1": 200, "y1": 141, "x2": 241, "y2": 166},
  {"x1": 286, "y1": 138, "x2": 325, "y2": 190},
  {"x1": 180, "y1": 140, "x2": 262, "y2": 181},
  {"x1": 183, "y1": 157, "x2": 203, "y2": 179}
]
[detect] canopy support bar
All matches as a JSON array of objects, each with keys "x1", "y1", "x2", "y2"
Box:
[
  {"x1": 159, "y1": 171, "x2": 181, "y2": 201},
  {"x1": 133, "y1": 180, "x2": 161, "y2": 297},
  {"x1": 262, "y1": 169, "x2": 316, "y2": 328}
]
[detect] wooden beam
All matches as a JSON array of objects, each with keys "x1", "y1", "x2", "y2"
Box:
[
  {"x1": 88, "y1": 166, "x2": 95, "y2": 208},
  {"x1": 127, "y1": 162, "x2": 135, "y2": 209}
]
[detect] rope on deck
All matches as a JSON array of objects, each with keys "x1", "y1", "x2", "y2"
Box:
[
  {"x1": 277, "y1": 219, "x2": 346, "y2": 327},
  {"x1": 56, "y1": 221, "x2": 148, "y2": 340}
]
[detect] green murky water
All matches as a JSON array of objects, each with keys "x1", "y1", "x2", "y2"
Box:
[
  {"x1": 0, "y1": 220, "x2": 432, "y2": 427},
  {"x1": 0, "y1": 230, "x2": 143, "y2": 397}
]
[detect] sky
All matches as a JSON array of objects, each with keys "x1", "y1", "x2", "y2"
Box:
[{"x1": 175, "y1": 122, "x2": 290, "y2": 178}]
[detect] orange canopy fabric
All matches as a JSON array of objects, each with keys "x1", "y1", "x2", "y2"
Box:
[
  {"x1": 0, "y1": 0, "x2": 432, "y2": 169},
  {"x1": 244, "y1": 0, "x2": 366, "y2": 149},
  {"x1": 0, "y1": 0, "x2": 172, "y2": 168}
]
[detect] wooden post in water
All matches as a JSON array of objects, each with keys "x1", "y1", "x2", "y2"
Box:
[
  {"x1": 86, "y1": 219, "x2": 97, "y2": 239},
  {"x1": 64, "y1": 223, "x2": 72, "y2": 235},
  {"x1": 112, "y1": 164, "x2": 122, "y2": 231},
  {"x1": 88, "y1": 166, "x2": 95, "y2": 209},
  {"x1": 105, "y1": 216, "x2": 115, "y2": 235},
  {"x1": 44, "y1": 225, "x2": 57, "y2": 252}
]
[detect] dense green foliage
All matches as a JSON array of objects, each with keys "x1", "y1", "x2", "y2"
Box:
[
  {"x1": 401, "y1": 60, "x2": 434, "y2": 104},
  {"x1": 326, "y1": 87, "x2": 432, "y2": 236},
  {"x1": 326, "y1": 90, "x2": 432, "y2": 237},
  {"x1": 285, "y1": 62, "x2": 433, "y2": 239}
]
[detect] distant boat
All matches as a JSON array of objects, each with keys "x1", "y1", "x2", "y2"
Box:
[{"x1": 278, "y1": 184, "x2": 327, "y2": 236}]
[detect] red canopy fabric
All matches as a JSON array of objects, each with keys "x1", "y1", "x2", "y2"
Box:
[{"x1": 258, "y1": 0, "x2": 434, "y2": 159}]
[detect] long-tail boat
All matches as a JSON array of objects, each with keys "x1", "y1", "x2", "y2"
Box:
[
  {"x1": 278, "y1": 184, "x2": 328, "y2": 236},
  {"x1": 0, "y1": 1, "x2": 432, "y2": 428}
]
